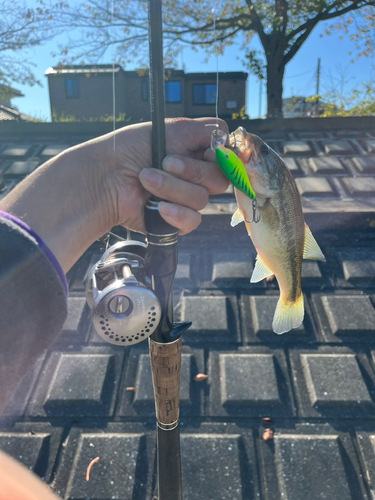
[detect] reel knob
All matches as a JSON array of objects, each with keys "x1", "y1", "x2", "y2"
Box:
[
  {"x1": 92, "y1": 282, "x2": 161, "y2": 346},
  {"x1": 108, "y1": 295, "x2": 132, "y2": 315},
  {"x1": 86, "y1": 240, "x2": 161, "y2": 346}
]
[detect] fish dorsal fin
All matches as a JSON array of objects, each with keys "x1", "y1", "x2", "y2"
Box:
[
  {"x1": 303, "y1": 224, "x2": 326, "y2": 262},
  {"x1": 231, "y1": 208, "x2": 245, "y2": 227},
  {"x1": 251, "y1": 255, "x2": 274, "y2": 283}
]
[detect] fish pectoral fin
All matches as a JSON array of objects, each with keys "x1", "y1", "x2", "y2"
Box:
[
  {"x1": 231, "y1": 208, "x2": 245, "y2": 227},
  {"x1": 260, "y1": 199, "x2": 279, "y2": 231},
  {"x1": 250, "y1": 255, "x2": 274, "y2": 283},
  {"x1": 303, "y1": 224, "x2": 326, "y2": 262},
  {"x1": 272, "y1": 294, "x2": 304, "y2": 334}
]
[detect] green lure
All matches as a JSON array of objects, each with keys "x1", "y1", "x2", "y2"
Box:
[{"x1": 215, "y1": 145, "x2": 256, "y2": 200}]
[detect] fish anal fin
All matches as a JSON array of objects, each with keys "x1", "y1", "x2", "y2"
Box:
[
  {"x1": 272, "y1": 294, "x2": 304, "y2": 334},
  {"x1": 231, "y1": 208, "x2": 245, "y2": 227},
  {"x1": 303, "y1": 224, "x2": 326, "y2": 262},
  {"x1": 251, "y1": 255, "x2": 274, "y2": 283}
]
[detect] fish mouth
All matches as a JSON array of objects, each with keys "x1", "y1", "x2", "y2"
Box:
[{"x1": 229, "y1": 127, "x2": 255, "y2": 163}]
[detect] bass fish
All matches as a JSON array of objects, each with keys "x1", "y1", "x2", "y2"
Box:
[{"x1": 215, "y1": 127, "x2": 325, "y2": 334}]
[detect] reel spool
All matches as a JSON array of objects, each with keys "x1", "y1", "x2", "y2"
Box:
[{"x1": 86, "y1": 240, "x2": 161, "y2": 346}]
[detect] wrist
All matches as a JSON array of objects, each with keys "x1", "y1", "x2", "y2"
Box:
[{"x1": 0, "y1": 141, "x2": 111, "y2": 273}]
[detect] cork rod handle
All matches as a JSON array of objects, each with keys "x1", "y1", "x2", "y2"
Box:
[{"x1": 149, "y1": 337, "x2": 182, "y2": 427}]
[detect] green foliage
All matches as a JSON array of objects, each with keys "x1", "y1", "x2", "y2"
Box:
[
  {"x1": 51, "y1": 110, "x2": 129, "y2": 122},
  {"x1": 305, "y1": 79, "x2": 375, "y2": 117},
  {"x1": 51, "y1": 111, "x2": 76, "y2": 122},
  {"x1": 305, "y1": 95, "x2": 320, "y2": 103},
  {"x1": 245, "y1": 50, "x2": 266, "y2": 81},
  {"x1": 285, "y1": 96, "x2": 305, "y2": 110},
  {"x1": 0, "y1": 0, "x2": 61, "y2": 88},
  {"x1": 232, "y1": 105, "x2": 249, "y2": 120},
  {"x1": 322, "y1": 80, "x2": 375, "y2": 116},
  {"x1": 323, "y1": 6, "x2": 375, "y2": 62},
  {"x1": 25, "y1": 115, "x2": 49, "y2": 123}
]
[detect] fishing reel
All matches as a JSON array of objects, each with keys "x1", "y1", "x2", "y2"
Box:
[{"x1": 86, "y1": 239, "x2": 161, "y2": 346}]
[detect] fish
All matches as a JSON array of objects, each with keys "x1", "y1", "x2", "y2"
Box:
[{"x1": 218, "y1": 127, "x2": 325, "y2": 334}]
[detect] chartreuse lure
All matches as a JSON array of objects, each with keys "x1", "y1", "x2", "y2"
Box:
[{"x1": 215, "y1": 145, "x2": 256, "y2": 200}]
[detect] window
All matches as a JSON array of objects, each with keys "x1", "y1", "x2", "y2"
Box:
[
  {"x1": 193, "y1": 84, "x2": 216, "y2": 105},
  {"x1": 165, "y1": 81, "x2": 181, "y2": 102},
  {"x1": 141, "y1": 79, "x2": 148, "y2": 101},
  {"x1": 65, "y1": 79, "x2": 80, "y2": 98}
]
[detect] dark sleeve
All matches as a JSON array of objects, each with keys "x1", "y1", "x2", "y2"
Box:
[{"x1": 0, "y1": 215, "x2": 68, "y2": 413}]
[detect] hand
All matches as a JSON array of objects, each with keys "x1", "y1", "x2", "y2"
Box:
[
  {"x1": 0, "y1": 451, "x2": 59, "y2": 500},
  {"x1": 87, "y1": 117, "x2": 229, "y2": 235},
  {"x1": 0, "y1": 118, "x2": 229, "y2": 272}
]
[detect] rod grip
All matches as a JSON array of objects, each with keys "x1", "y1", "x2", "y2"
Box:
[{"x1": 149, "y1": 337, "x2": 182, "y2": 426}]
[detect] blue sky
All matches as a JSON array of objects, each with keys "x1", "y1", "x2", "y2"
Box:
[{"x1": 13, "y1": 14, "x2": 374, "y2": 121}]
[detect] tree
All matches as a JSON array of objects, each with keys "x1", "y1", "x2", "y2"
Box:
[
  {"x1": 307, "y1": 77, "x2": 375, "y2": 116},
  {"x1": 0, "y1": 0, "x2": 59, "y2": 90},
  {"x1": 27, "y1": 0, "x2": 375, "y2": 117}
]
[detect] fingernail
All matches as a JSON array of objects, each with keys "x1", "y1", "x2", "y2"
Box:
[
  {"x1": 159, "y1": 202, "x2": 179, "y2": 217},
  {"x1": 140, "y1": 169, "x2": 163, "y2": 189},
  {"x1": 162, "y1": 156, "x2": 184, "y2": 175}
]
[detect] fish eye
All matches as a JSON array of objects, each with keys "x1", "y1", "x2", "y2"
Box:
[{"x1": 260, "y1": 144, "x2": 269, "y2": 155}]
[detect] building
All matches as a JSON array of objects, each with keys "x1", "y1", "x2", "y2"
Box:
[
  {"x1": 282, "y1": 96, "x2": 333, "y2": 118},
  {"x1": 0, "y1": 84, "x2": 34, "y2": 121},
  {"x1": 0, "y1": 84, "x2": 24, "y2": 107},
  {"x1": 45, "y1": 64, "x2": 247, "y2": 121}
]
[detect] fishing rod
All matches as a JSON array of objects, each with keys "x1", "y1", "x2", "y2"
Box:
[
  {"x1": 145, "y1": 0, "x2": 190, "y2": 499},
  {"x1": 86, "y1": 1, "x2": 189, "y2": 498}
]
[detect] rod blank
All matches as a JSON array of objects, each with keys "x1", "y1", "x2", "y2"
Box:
[{"x1": 148, "y1": 0, "x2": 166, "y2": 172}]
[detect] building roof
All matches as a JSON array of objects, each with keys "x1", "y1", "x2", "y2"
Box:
[
  {"x1": 0, "y1": 103, "x2": 34, "y2": 121},
  {"x1": 45, "y1": 64, "x2": 248, "y2": 80},
  {"x1": 45, "y1": 64, "x2": 123, "y2": 75},
  {"x1": 0, "y1": 84, "x2": 24, "y2": 99},
  {"x1": 0, "y1": 116, "x2": 375, "y2": 499},
  {"x1": 185, "y1": 71, "x2": 248, "y2": 80}
]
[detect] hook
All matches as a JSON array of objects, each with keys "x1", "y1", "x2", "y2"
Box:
[{"x1": 244, "y1": 199, "x2": 260, "y2": 224}]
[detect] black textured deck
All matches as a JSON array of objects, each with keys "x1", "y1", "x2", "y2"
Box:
[{"x1": 1, "y1": 119, "x2": 375, "y2": 500}]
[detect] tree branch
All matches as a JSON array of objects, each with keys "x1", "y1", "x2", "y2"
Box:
[
  {"x1": 286, "y1": 0, "x2": 375, "y2": 42},
  {"x1": 245, "y1": 0, "x2": 269, "y2": 49},
  {"x1": 284, "y1": 25, "x2": 315, "y2": 65},
  {"x1": 163, "y1": 13, "x2": 253, "y2": 37},
  {"x1": 276, "y1": 0, "x2": 289, "y2": 32},
  {"x1": 170, "y1": 27, "x2": 242, "y2": 46}
]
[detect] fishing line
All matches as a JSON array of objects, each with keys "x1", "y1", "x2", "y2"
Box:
[
  {"x1": 213, "y1": 8, "x2": 219, "y2": 126},
  {"x1": 112, "y1": 0, "x2": 116, "y2": 152},
  {"x1": 206, "y1": 5, "x2": 224, "y2": 148}
]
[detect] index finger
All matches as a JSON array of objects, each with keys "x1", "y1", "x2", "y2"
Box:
[
  {"x1": 162, "y1": 155, "x2": 229, "y2": 195},
  {"x1": 165, "y1": 117, "x2": 229, "y2": 157}
]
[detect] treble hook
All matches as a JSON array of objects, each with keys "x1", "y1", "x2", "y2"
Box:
[{"x1": 245, "y1": 199, "x2": 261, "y2": 224}]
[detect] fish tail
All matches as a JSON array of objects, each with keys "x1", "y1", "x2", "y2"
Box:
[{"x1": 272, "y1": 293, "x2": 304, "y2": 335}]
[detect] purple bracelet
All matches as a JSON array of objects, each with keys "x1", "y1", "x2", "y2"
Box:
[{"x1": 0, "y1": 211, "x2": 69, "y2": 296}]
